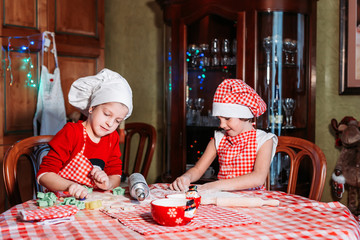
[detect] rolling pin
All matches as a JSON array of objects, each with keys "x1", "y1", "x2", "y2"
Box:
[{"x1": 201, "y1": 197, "x2": 280, "y2": 207}]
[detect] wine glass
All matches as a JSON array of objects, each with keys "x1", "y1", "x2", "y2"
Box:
[
  {"x1": 211, "y1": 38, "x2": 220, "y2": 66},
  {"x1": 221, "y1": 39, "x2": 230, "y2": 65},
  {"x1": 187, "y1": 44, "x2": 199, "y2": 67},
  {"x1": 194, "y1": 98, "x2": 205, "y2": 126},
  {"x1": 289, "y1": 40, "x2": 297, "y2": 64},
  {"x1": 282, "y1": 98, "x2": 296, "y2": 128},
  {"x1": 283, "y1": 38, "x2": 292, "y2": 65},
  {"x1": 186, "y1": 98, "x2": 194, "y2": 125},
  {"x1": 263, "y1": 36, "x2": 272, "y2": 53},
  {"x1": 199, "y1": 43, "x2": 210, "y2": 67},
  {"x1": 263, "y1": 36, "x2": 272, "y2": 85}
]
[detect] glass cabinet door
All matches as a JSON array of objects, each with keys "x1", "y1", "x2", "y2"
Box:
[
  {"x1": 256, "y1": 11, "x2": 312, "y2": 193},
  {"x1": 185, "y1": 15, "x2": 237, "y2": 180}
]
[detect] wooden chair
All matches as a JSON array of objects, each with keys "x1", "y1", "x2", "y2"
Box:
[
  {"x1": 266, "y1": 136, "x2": 327, "y2": 201},
  {"x1": 122, "y1": 122, "x2": 156, "y2": 180},
  {"x1": 3, "y1": 135, "x2": 53, "y2": 207}
]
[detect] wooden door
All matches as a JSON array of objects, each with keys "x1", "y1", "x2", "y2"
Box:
[{"x1": 0, "y1": 0, "x2": 104, "y2": 213}]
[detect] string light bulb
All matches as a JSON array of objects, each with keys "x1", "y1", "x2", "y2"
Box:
[{"x1": 25, "y1": 36, "x2": 36, "y2": 87}]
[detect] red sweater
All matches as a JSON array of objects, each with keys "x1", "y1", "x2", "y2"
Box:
[{"x1": 37, "y1": 122, "x2": 122, "y2": 179}]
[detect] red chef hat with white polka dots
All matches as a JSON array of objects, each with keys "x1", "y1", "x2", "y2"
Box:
[{"x1": 212, "y1": 79, "x2": 266, "y2": 118}]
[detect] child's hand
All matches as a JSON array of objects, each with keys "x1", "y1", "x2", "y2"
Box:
[
  {"x1": 196, "y1": 182, "x2": 217, "y2": 193},
  {"x1": 90, "y1": 167, "x2": 111, "y2": 190},
  {"x1": 68, "y1": 183, "x2": 88, "y2": 199},
  {"x1": 169, "y1": 175, "x2": 191, "y2": 191}
]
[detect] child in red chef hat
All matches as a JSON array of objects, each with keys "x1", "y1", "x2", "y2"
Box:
[
  {"x1": 170, "y1": 79, "x2": 278, "y2": 192},
  {"x1": 37, "y1": 69, "x2": 133, "y2": 199}
]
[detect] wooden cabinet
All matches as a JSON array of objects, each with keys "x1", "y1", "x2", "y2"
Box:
[
  {"x1": 158, "y1": 0, "x2": 317, "y2": 190},
  {"x1": 0, "y1": 0, "x2": 104, "y2": 213}
]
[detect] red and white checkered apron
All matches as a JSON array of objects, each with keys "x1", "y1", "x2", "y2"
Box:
[
  {"x1": 58, "y1": 127, "x2": 94, "y2": 187},
  {"x1": 217, "y1": 129, "x2": 257, "y2": 180}
]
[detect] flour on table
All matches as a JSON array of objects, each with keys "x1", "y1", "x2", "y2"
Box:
[{"x1": 85, "y1": 191, "x2": 136, "y2": 210}]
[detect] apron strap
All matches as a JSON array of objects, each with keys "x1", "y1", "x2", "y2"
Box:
[
  {"x1": 80, "y1": 127, "x2": 87, "y2": 154},
  {"x1": 41, "y1": 31, "x2": 59, "y2": 68}
]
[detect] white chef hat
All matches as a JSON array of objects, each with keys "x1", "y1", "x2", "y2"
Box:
[{"x1": 68, "y1": 68, "x2": 133, "y2": 119}]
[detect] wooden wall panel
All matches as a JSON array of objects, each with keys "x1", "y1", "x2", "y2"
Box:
[
  {"x1": 4, "y1": 0, "x2": 37, "y2": 28},
  {"x1": 58, "y1": 56, "x2": 98, "y2": 115},
  {"x1": 55, "y1": 0, "x2": 97, "y2": 36},
  {"x1": 52, "y1": 0, "x2": 104, "y2": 60},
  {"x1": 4, "y1": 52, "x2": 38, "y2": 133}
]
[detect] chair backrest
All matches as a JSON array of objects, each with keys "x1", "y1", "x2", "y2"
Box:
[
  {"x1": 3, "y1": 135, "x2": 53, "y2": 207},
  {"x1": 122, "y1": 122, "x2": 156, "y2": 180},
  {"x1": 266, "y1": 136, "x2": 327, "y2": 201}
]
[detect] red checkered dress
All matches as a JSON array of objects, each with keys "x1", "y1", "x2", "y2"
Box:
[
  {"x1": 217, "y1": 129, "x2": 257, "y2": 180},
  {"x1": 58, "y1": 127, "x2": 95, "y2": 187}
]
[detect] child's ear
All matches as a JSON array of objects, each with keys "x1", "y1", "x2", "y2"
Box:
[{"x1": 89, "y1": 107, "x2": 94, "y2": 114}]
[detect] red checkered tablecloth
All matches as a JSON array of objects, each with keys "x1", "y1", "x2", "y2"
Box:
[{"x1": 0, "y1": 183, "x2": 359, "y2": 240}]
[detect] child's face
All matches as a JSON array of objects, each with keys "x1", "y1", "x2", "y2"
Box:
[
  {"x1": 218, "y1": 117, "x2": 252, "y2": 136},
  {"x1": 88, "y1": 102, "x2": 129, "y2": 138}
]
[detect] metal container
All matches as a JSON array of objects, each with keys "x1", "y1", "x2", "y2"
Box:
[{"x1": 129, "y1": 173, "x2": 149, "y2": 201}]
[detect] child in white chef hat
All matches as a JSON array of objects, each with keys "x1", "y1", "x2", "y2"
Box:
[
  {"x1": 170, "y1": 79, "x2": 278, "y2": 192},
  {"x1": 37, "y1": 68, "x2": 132, "y2": 199}
]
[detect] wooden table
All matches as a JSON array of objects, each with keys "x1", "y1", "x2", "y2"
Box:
[{"x1": 0, "y1": 183, "x2": 359, "y2": 239}]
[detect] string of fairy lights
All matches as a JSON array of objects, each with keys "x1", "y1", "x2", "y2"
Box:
[{"x1": 1, "y1": 33, "x2": 42, "y2": 88}]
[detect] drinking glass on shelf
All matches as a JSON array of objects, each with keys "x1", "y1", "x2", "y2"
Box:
[
  {"x1": 195, "y1": 98, "x2": 204, "y2": 111},
  {"x1": 194, "y1": 98, "x2": 204, "y2": 126},
  {"x1": 211, "y1": 38, "x2": 220, "y2": 66},
  {"x1": 199, "y1": 43, "x2": 210, "y2": 67},
  {"x1": 221, "y1": 38, "x2": 230, "y2": 65},
  {"x1": 282, "y1": 98, "x2": 296, "y2": 128},
  {"x1": 289, "y1": 40, "x2": 297, "y2": 64},
  {"x1": 263, "y1": 36, "x2": 272, "y2": 85},
  {"x1": 263, "y1": 36, "x2": 272, "y2": 53},
  {"x1": 283, "y1": 38, "x2": 297, "y2": 65},
  {"x1": 186, "y1": 98, "x2": 194, "y2": 125},
  {"x1": 283, "y1": 38, "x2": 292, "y2": 65},
  {"x1": 187, "y1": 44, "x2": 200, "y2": 67}
]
